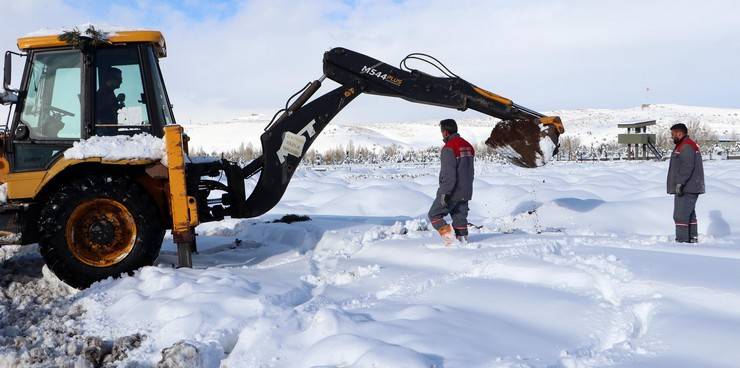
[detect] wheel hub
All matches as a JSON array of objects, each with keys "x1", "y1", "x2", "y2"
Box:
[
  {"x1": 88, "y1": 219, "x2": 116, "y2": 245},
  {"x1": 65, "y1": 198, "x2": 137, "y2": 267}
]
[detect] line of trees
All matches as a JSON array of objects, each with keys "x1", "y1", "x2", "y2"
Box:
[{"x1": 190, "y1": 140, "x2": 506, "y2": 165}]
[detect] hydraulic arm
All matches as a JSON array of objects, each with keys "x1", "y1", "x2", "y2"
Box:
[{"x1": 197, "y1": 47, "x2": 565, "y2": 221}]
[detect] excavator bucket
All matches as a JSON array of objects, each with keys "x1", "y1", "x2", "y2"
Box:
[{"x1": 486, "y1": 118, "x2": 562, "y2": 168}]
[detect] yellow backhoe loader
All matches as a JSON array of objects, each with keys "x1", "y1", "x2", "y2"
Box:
[{"x1": 0, "y1": 27, "x2": 564, "y2": 288}]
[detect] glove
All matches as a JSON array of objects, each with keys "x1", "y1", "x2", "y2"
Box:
[
  {"x1": 440, "y1": 193, "x2": 450, "y2": 207},
  {"x1": 675, "y1": 183, "x2": 684, "y2": 197}
]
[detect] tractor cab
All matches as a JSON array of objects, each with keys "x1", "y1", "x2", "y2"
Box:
[{"x1": 2, "y1": 29, "x2": 174, "y2": 172}]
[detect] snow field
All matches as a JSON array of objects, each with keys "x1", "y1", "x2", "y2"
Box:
[{"x1": 60, "y1": 160, "x2": 740, "y2": 367}]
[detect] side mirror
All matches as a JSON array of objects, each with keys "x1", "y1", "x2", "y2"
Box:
[
  {"x1": 1, "y1": 51, "x2": 21, "y2": 105},
  {"x1": 4, "y1": 51, "x2": 11, "y2": 91}
]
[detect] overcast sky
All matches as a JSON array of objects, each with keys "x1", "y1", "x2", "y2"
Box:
[{"x1": 1, "y1": 0, "x2": 738, "y2": 124}]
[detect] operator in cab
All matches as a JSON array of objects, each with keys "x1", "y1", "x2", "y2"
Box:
[
  {"x1": 95, "y1": 67, "x2": 125, "y2": 135},
  {"x1": 428, "y1": 119, "x2": 475, "y2": 245}
]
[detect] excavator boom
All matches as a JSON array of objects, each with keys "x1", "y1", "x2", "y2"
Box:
[
  {"x1": 323, "y1": 47, "x2": 564, "y2": 167},
  {"x1": 325, "y1": 47, "x2": 519, "y2": 119}
]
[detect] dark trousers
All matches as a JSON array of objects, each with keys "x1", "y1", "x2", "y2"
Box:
[
  {"x1": 673, "y1": 193, "x2": 698, "y2": 242},
  {"x1": 428, "y1": 196, "x2": 469, "y2": 236}
]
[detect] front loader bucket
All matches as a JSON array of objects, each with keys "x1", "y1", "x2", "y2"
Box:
[{"x1": 486, "y1": 119, "x2": 561, "y2": 168}]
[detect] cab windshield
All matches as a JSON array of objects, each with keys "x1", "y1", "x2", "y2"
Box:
[{"x1": 20, "y1": 50, "x2": 82, "y2": 139}]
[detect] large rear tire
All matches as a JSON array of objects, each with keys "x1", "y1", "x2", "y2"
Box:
[{"x1": 39, "y1": 175, "x2": 164, "y2": 289}]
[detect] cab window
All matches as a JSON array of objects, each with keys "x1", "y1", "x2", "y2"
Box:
[
  {"x1": 94, "y1": 47, "x2": 150, "y2": 135},
  {"x1": 19, "y1": 50, "x2": 82, "y2": 139},
  {"x1": 146, "y1": 46, "x2": 175, "y2": 126}
]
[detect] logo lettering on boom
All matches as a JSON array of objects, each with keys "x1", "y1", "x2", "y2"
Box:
[{"x1": 360, "y1": 65, "x2": 403, "y2": 86}]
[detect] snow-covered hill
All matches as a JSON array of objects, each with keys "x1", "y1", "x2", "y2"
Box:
[
  {"x1": 554, "y1": 104, "x2": 740, "y2": 146},
  {"x1": 182, "y1": 104, "x2": 740, "y2": 154}
]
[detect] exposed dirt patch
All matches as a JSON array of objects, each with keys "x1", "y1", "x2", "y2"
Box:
[{"x1": 0, "y1": 246, "x2": 145, "y2": 367}]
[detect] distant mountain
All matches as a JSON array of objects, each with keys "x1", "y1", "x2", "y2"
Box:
[
  {"x1": 182, "y1": 104, "x2": 740, "y2": 154},
  {"x1": 553, "y1": 104, "x2": 740, "y2": 147}
]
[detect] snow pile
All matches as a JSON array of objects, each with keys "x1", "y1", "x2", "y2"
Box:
[
  {"x1": 537, "y1": 134, "x2": 557, "y2": 166},
  {"x1": 64, "y1": 133, "x2": 165, "y2": 162},
  {"x1": 77, "y1": 263, "x2": 292, "y2": 366}
]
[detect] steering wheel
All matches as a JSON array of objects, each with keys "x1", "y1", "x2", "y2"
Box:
[{"x1": 49, "y1": 105, "x2": 75, "y2": 117}]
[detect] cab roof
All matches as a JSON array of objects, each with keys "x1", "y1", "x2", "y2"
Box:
[{"x1": 17, "y1": 30, "x2": 167, "y2": 57}]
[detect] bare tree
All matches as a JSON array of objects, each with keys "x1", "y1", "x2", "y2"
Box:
[
  {"x1": 559, "y1": 136, "x2": 582, "y2": 161},
  {"x1": 656, "y1": 128, "x2": 674, "y2": 151},
  {"x1": 686, "y1": 120, "x2": 718, "y2": 147}
]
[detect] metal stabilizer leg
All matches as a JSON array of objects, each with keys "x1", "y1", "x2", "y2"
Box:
[
  {"x1": 174, "y1": 230, "x2": 195, "y2": 268},
  {"x1": 164, "y1": 125, "x2": 199, "y2": 268},
  {"x1": 177, "y1": 242, "x2": 193, "y2": 268}
]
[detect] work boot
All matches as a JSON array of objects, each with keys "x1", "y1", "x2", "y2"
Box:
[
  {"x1": 675, "y1": 225, "x2": 690, "y2": 243},
  {"x1": 456, "y1": 235, "x2": 468, "y2": 244},
  {"x1": 437, "y1": 225, "x2": 455, "y2": 246},
  {"x1": 690, "y1": 222, "x2": 698, "y2": 243}
]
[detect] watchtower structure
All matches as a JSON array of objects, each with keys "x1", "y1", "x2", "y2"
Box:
[{"x1": 617, "y1": 120, "x2": 662, "y2": 160}]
